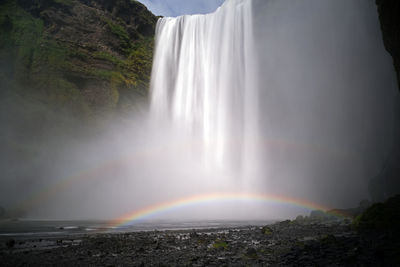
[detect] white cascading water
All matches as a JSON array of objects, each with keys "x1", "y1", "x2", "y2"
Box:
[{"x1": 150, "y1": 0, "x2": 260, "y2": 176}]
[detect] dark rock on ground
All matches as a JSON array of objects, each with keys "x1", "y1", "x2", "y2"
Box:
[
  {"x1": 1, "y1": 219, "x2": 398, "y2": 266},
  {"x1": 5, "y1": 239, "x2": 15, "y2": 249}
]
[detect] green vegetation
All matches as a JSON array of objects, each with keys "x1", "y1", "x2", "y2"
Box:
[
  {"x1": 353, "y1": 195, "x2": 400, "y2": 265},
  {"x1": 128, "y1": 37, "x2": 154, "y2": 88},
  {"x1": 105, "y1": 18, "x2": 131, "y2": 50},
  {"x1": 212, "y1": 239, "x2": 228, "y2": 249},
  {"x1": 354, "y1": 194, "x2": 400, "y2": 234},
  {"x1": 0, "y1": 0, "x2": 43, "y2": 81},
  {"x1": 0, "y1": 0, "x2": 157, "y2": 168},
  {"x1": 0, "y1": 0, "x2": 156, "y2": 116},
  {"x1": 261, "y1": 226, "x2": 273, "y2": 235},
  {"x1": 0, "y1": 0, "x2": 88, "y2": 113}
]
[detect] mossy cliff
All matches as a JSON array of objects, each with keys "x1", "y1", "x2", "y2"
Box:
[
  {"x1": 0, "y1": 0, "x2": 157, "y2": 116},
  {"x1": 354, "y1": 195, "x2": 400, "y2": 265}
]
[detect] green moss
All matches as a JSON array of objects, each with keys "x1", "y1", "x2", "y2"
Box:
[
  {"x1": 261, "y1": 226, "x2": 273, "y2": 235},
  {"x1": 93, "y1": 51, "x2": 122, "y2": 65},
  {"x1": 69, "y1": 48, "x2": 91, "y2": 61},
  {"x1": 89, "y1": 69, "x2": 113, "y2": 79},
  {"x1": 125, "y1": 37, "x2": 154, "y2": 92},
  {"x1": 105, "y1": 18, "x2": 131, "y2": 49},
  {"x1": 212, "y1": 239, "x2": 228, "y2": 249},
  {"x1": 1, "y1": 0, "x2": 155, "y2": 116},
  {"x1": 0, "y1": 0, "x2": 44, "y2": 82},
  {"x1": 0, "y1": 1, "x2": 88, "y2": 110},
  {"x1": 35, "y1": 40, "x2": 69, "y2": 70},
  {"x1": 355, "y1": 195, "x2": 400, "y2": 234},
  {"x1": 2, "y1": 3, "x2": 43, "y2": 45}
]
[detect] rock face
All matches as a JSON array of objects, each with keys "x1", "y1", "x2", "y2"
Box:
[
  {"x1": 0, "y1": 0, "x2": 157, "y2": 115},
  {"x1": 355, "y1": 194, "x2": 400, "y2": 234},
  {"x1": 376, "y1": 0, "x2": 400, "y2": 91},
  {"x1": 0, "y1": 0, "x2": 157, "y2": 191},
  {"x1": 371, "y1": 1, "x2": 400, "y2": 201}
]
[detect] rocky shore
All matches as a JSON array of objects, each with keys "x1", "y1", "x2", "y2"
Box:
[{"x1": 1, "y1": 219, "x2": 396, "y2": 266}]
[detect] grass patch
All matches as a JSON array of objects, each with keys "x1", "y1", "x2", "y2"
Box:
[
  {"x1": 212, "y1": 239, "x2": 228, "y2": 249},
  {"x1": 261, "y1": 226, "x2": 273, "y2": 235},
  {"x1": 105, "y1": 18, "x2": 131, "y2": 49},
  {"x1": 93, "y1": 51, "x2": 122, "y2": 65}
]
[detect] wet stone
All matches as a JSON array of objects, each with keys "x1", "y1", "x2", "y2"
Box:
[{"x1": 0, "y1": 220, "x2": 393, "y2": 266}]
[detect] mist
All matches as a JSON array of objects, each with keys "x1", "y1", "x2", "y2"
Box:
[
  {"x1": 0, "y1": 0, "x2": 398, "y2": 221},
  {"x1": 253, "y1": 0, "x2": 398, "y2": 207}
]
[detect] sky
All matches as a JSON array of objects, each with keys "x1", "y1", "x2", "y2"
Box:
[{"x1": 137, "y1": 0, "x2": 225, "y2": 17}]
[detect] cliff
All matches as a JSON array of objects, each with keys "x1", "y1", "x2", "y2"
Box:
[
  {"x1": 376, "y1": 0, "x2": 400, "y2": 91},
  {"x1": 0, "y1": 0, "x2": 157, "y2": 116},
  {"x1": 370, "y1": 0, "x2": 400, "y2": 201}
]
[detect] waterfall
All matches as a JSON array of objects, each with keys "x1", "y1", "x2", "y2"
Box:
[{"x1": 150, "y1": 0, "x2": 259, "y2": 173}]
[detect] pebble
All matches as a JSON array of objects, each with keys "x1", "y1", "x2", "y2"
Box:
[{"x1": 0, "y1": 221, "x2": 394, "y2": 266}]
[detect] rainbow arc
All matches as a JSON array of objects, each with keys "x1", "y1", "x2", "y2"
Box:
[{"x1": 108, "y1": 192, "x2": 349, "y2": 228}]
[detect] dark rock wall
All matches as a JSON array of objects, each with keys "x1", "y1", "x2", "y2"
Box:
[
  {"x1": 376, "y1": 0, "x2": 400, "y2": 91},
  {"x1": 371, "y1": 0, "x2": 400, "y2": 201}
]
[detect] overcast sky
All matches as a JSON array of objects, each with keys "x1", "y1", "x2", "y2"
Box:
[{"x1": 137, "y1": 0, "x2": 225, "y2": 17}]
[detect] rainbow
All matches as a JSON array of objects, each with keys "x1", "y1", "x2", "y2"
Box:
[
  {"x1": 11, "y1": 136, "x2": 356, "y2": 217},
  {"x1": 108, "y1": 192, "x2": 350, "y2": 228}
]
